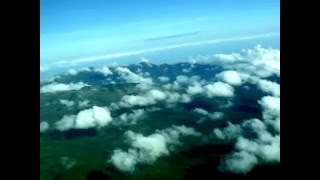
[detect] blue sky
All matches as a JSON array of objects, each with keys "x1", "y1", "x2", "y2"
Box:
[{"x1": 40, "y1": 0, "x2": 280, "y2": 67}]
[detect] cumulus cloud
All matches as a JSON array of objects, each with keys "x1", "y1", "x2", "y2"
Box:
[
  {"x1": 191, "y1": 45, "x2": 280, "y2": 78},
  {"x1": 193, "y1": 108, "x2": 224, "y2": 121},
  {"x1": 94, "y1": 66, "x2": 113, "y2": 76},
  {"x1": 40, "y1": 82, "x2": 89, "y2": 93},
  {"x1": 55, "y1": 115, "x2": 76, "y2": 131},
  {"x1": 109, "y1": 149, "x2": 138, "y2": 172},
  {"x1": 190, "y1": 53, "x2": 243, "y2": 64},
  {"x1": 60, "y1": 99, "x2": 75, "y2": 107},
  {"x1": 186, "y1": 83, "x2": 205, "y2": 95},
  {"x1": 258, "y1": 96, "x2": 280, "y2": 122},
  {"x1": 213, "y1": 122, "x2": 243, "y2": 141},
  {"x1": 158, "y1": 76, "x2": 170, "y2": 82},
  {"x1": 140, "y1": 57, "x2": 152, "y2": 66},
  {"x1": 257, "y1": 79, "x2": 280, "y2": 97},
  {"x1": 204, "y1": 81, "x2": 234, "y2": 98},
  {"x1": 109, "y1": 125, "x2": 201, "y2": 172},
  {"x1": 216, "y1": 70, "x2": 243, "y2": 86},
  {"x1": 119, "y1": 89, "x2": 165, "y2": 108},
  {"x1": 119, "y1": 109, "x2": 145, "y2": 125},
  {"x1": 116, "y1": 66, "x2": 153, "y2": 85},
  {"x1": 78, "y1": 100, "x2": 90, "y2": 108},
  {"x1": 67, "y1": 69, "x2": 78, "y2": 76},
  {"x1": 217, "y1": 95, "x2": 280, "y2": 174},
  {"x1": 54, "y1": 106, "x2": 113, "y2": 131},
  {"x1": 219, "y1": 151, "x2": 258, "y2": 174},
  {"x1": 40, "y1": 121, "x2": 50, "y2": 133}
]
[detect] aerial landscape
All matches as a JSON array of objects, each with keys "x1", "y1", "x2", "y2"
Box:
[{"x1": 40, "y1": 1, "x2": 280, "y2": 179}]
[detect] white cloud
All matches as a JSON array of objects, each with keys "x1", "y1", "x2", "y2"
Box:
[
  {"x1": 140, "y1": 57, "x2": 152, "y2": 66},
  {"x1": 119, "y1": 109, "x2": 145, "y2": 125},
  {"x1": 186, "y1": 83, "x2": 204, "y2": 95},
  {"x1": 55, "y1": 115, "x2": 76, "y2": 131},
  {"x1": 40, "y1": 121, "x2": 50, "y2": 133},
  {"x1": 219, "y1": 151, "x2": 258, "y2": 174},
  {"x1": 67, "y1": 69, "x2": 78, "y2": 76},
  {"x1": 158, "y1": 76, "x2": 170, "y2": 82},
  {"x1": 60, "y1": 99, "x2": 75, "y2": 107},
  {"x1": 94, "y1": 66, "x2": 113, "y2": 76},
  {"x1": 204, "y1": 81, "x2": 234, "y2": 98},
  {"x1": 116, "y1": 67, "x2": 153, "y2": 85},
  {"x1": 213, "y1": 122, "x2": 242, "y2": 141},
  {"x1": 213, "y1": 53, "x2": 243, "y2": 63},
  {"x1": 54, "y1": 106, "x2": 113, "y2": 131},
  {"x1": 109, "y1": 125, "x2": 201, "y2": 172},
  {"x1": 109, "y1": 149, "x2": 138, "y2": 172},
  {"x1": 40, "y1": 82, "x2": 89, "y2": 93},
  {"x1": 258, "y1": 96, "x2": 280, "y2": 122},
  {"x1": 193, "y1": 108, "x2": 224, "y2": 121},
  {"x1": 193, "y1": 108, "x2": 209, "y2": 116},
  {"x1": 78, "y1": 100, "x2": 90, "y2": 108},
  {"x1": 216, "y1": 70, "x2": 243, "y2": 86},
  {"x1": 118, "y1": 89, "x2": 167, "y2": 108},
  {"x1": 192, "y1": 45, "x2": 280, "y2": 78},
  {"x1": 257, "y1": 79, "x2": 280, "y2": 97}
]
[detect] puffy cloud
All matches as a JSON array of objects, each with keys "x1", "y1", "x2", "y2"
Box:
[
  {"x1": 213, "y1": 53, "x2": 243, "y2": 63},
  {"x1": 175, "y1": 75, "x2": 201, "y2": 86},
  {"x1": 40, "y1": 121, "x2": 50, "y2": 133},
  {"x1": 258, "y1": 96, "x2": 280, "y2": 122},
  {"x1": 190, "y1": 53, "x2": 243, "y2": 64},
  {"x1": 119, "y1": 109, "x2": 145, "y2": 125},
  {"x1": 118, "y1": 89, "x2": 168, "y2": 108},
  {"x1": 78, "y1": 100, "x2": 90, "y2": 108},
  {"x1": 54, "y1": 106, "x2": 112, "y2": 131},
  {"x1": 219, "y1": 151, "x2": 258, "y2": 174},
  {"x1": 40, "y1": 82, "x2": 89, "y2": 93},
  {"x1": 59, "y1": 99, "x2": 75, "y2": 107},
  {"x1": 94, "y1": 66, "x2": 113, "y2": 76},
  {"x1": 257, "y1": 79, "x2": 280, "y2": 97},
  {"x1": 148, "y1": 89, "x2": 166, "y2": 100},
  {"x1": 186, "y1": 83, "x2": 205, "y2": 95},
  {"x1": 191, "y1": 45, "x2": 280, "y2": 78},
  {"x1": 213, "y1": 122, "x2": 242, "y2": 141},
  {"x1": 119, "y1": 95, "x2": 156, "y2": 108},
  {"x1": 218, "y1": 111, "x2": 280, "y2": 174},
  {"x1": 126, "y1": 130, "x2": 169, "y2": 163},
  {"x1": 109, "y1": 149, "x2": 138, "y2": 172},
  {"x1": 193, "y1": 108, "x2": 209, "y2": 116},
  {"x1": 67, "y1": 69, "x2": 78, "y2": 76},
  {"x1": 140, "y1": 57, "x2": 152, "y2": 66},
  {"x1": 158, "y1": 76, "x2": 170, "y2": 82},
  {"x1": 109, "y1": 125, "x2": 201, "y2": 172},
  {"x1": 182, "y1": 68, "x2": 192, "y2": 73},
  {"x1": 179, "y1": 94, "x2": 192, "y2": 103},
  {"x1": 193, "y1": 108, "x2": 224, "y2": 121},
  {"x1": 216, "y1": 70, "x2": 243, "y2": 86},
  {"x1": 55, "y1": 115, "x2": 76, "y2": 131},
  {"x1": 204, "y1": 82, "x2": 234, "y2": 98},
  {"x1": 75, "y1": 106, "x2": 112, "y2": 129},
  {"x1": 235, "y1": 136, "x2": 280, "y2": 164},
  {"x1": 116, "y1": 66, "x2": 153, "y2": 85}
]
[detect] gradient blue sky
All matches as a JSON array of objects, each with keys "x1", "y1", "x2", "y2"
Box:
[{"x1": 40, "y1": 0, "x2": 279, "y2": 67}]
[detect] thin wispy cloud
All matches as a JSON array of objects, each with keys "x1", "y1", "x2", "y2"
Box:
[{"x1": 42, "y1": 32, "x2": 279, "y2": 69}]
